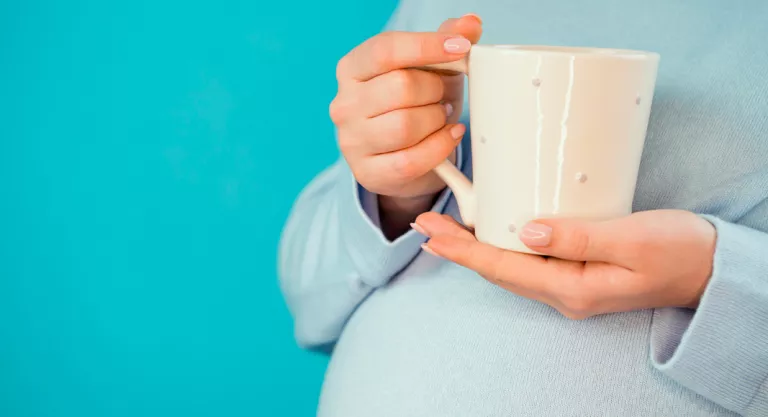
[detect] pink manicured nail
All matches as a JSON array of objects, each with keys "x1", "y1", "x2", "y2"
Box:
[
  {"x1": 421, "y1": 243, "x2": 440, "y2": 257},
  {"x1": 444, "y1": 102, "x2": 454, "y2": 117},
  {"x1": 444, "y1": 37, "x2": 471, "y2": 53},
  {"x1": 410, "y1": 222, "x2": 430, "y2": 237},
  {"x1": 450, "y1": 124, "x2": 466, "y2": 140},
  {"x1": 520, "y1": 223, "x2": 552, "y2": 246}
]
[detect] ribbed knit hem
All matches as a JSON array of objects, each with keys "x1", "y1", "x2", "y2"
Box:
[{"x1": 650, "y1": 215, "x2": 768, "y2": 416}]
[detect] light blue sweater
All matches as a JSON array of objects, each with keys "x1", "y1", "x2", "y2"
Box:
[{"x1": 278, "y1": 0, "x2": 768, "y2": 415}]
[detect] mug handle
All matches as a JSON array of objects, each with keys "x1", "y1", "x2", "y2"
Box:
[{"x1": 417, "y1": 56, "x2": 477, "y2": 227}]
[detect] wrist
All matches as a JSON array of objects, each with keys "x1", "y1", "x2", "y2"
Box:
[
  {"x1": 683, "y1": 216, "x2": 718, "y2": 309},
  {"x1": 379, "y1": 193, "x2": 441, "y2": 240}
]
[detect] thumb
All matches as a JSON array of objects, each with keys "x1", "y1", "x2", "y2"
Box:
[
  {"x1": 438, "y1": 14, "x2": 483, "y2": 44},
  {"x1": 518, "y1": 218, "x2": 625, "y2": 264}
]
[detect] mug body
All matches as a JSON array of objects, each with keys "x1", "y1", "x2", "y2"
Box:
[{"x1": 467, "y1": 45, "x2": 659, "y2": 253}]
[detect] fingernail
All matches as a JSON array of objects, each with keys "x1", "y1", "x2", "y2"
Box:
[
  {"x1": 444, "y1": 37, "x2": 471, "y2": 54},
  {"x1": 450, "y1": 124, "x2": 466, "y2": 139},
  {"x1": 443, "y1": 102, "x2": 454, "y2": 117},
  {"x1": 421, "y1": 243, "x2": 441, "y2": 257},
  {"x1": 410, "y1": 222, "x2": 430, "y2": 237},
  {"x1": 462, "y1": 13, "x2": 483, "y2": 24},
  {"x1": 520, "y1": 223, "x2": 552, "y2": 246}
]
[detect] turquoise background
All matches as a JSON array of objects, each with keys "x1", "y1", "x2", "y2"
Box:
[{"x1": 0, "y1": 0, "x2": 397, "y2": 415}]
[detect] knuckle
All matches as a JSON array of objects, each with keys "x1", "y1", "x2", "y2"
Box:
[
  {"x1": 391, "y1": 151, "x2": 421, "y2": 180},
  {"x1": 417, "y1": 105, "x2": 447, "y2": 134},
  {"x1": 349, "y1": 165, "x2": 375, "y2": 191},
  {"x1": 560, "y1": 288, "x2": 597, "y2": 316},
  {"x1": 487, "y1": 250, "x2": 509, "y2": 283},
  {"x1": 389, "y1": 111, "x2": 415, "y2": 140},
  {"x1": 328, "y1": 97, "x2": 343, "y2": 123},
  {"x1": 335, "y1": 130, "x2": 355, "y2": 154},
  {"x1": 625, "y1": 238, "x2": 649, "y2": 258},
  {"x1": 431, "y1": 74, "x2": 446, "y2": 100},
  {"x1": 433, "y1": 102, "x2": 449, "y2": 125},
  {"x1": 390, "y1": 70, "x2": 416, "y2": 103},
  {"x1": 561, "y1": 309, "x2": 590, "y2": 321},
  {"x1": 489, "y1": 263, "x2": 505, "y2": 284},
  {"x1": 378, "y1": 30, "x2": 396, "y2": 43},
  {"x1": 571, "y1": 231, "x2": 592, "y2": 259},
  {"x1": 433, "y1": 124, "x2": 457, "y2": 153},
  {"x1": 328, "y1": 94, "x2": 356, "y2": 124},
  {"x1": 415, "y1": 35, "x2": 431, "y2": 60},
  {"x1": 335, "y1": 56, "x2": 348, "y2": 81},
  {"x1": 372, "y1": 33, "x2": 395, "y2": 67}
]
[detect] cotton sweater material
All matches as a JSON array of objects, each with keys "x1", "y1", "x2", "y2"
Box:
[{"x1": 277, "y1": 0, "x2": 768, "y2": 415}]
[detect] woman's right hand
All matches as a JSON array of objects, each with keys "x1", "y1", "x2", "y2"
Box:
[{"x1": 329, "y1": 14, "x2": 483, "y2": 235}]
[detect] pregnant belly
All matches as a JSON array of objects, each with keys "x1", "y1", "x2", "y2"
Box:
[{"x1": 317, "y1": 256, "x2": 735, "y2": 417}]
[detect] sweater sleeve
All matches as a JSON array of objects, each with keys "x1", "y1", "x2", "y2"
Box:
[
  {"x1": 277, "y1": 149, "x2": 461, "y2": 352},
  {"x1": 277, "y1": 0, "x2": 425, "y2": 353},
  {"x1": 650, "y1": 201, "x2": 768, "y2": 416}
]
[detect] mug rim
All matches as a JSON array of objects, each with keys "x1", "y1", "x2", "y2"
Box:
[{"x1": 474, "y1": 44, "x2": 660, "y2": 60}]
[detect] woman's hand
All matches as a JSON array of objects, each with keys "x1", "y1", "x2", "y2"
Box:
[
  {"x1": 414, "y1": 209, "x2": 717, "y2": 319},
  {"x1": 329, "y1": 15, "x2": 482, "y2": 238},
  {"x1": 330, "y1": 15, "x2": 482, "y2": 200}
]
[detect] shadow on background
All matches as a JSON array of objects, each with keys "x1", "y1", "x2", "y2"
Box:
[{"x1": 0, "y1": 0, "x2": 397, "y2": 415}]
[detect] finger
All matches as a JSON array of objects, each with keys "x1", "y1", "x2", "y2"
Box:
[
  {"x1": 330, "y1": 69, "x2": 445, "y2": 123},
  {"x1": 518, "y1": 218, "x2": 627, "y2": 265},
  {"x1": 407, "y1": 15, "x2": 484, "y2": 77},
  {"x1": 362, "y1": 123, "x2": 464, "y2": 182},
  {"x1": 361, "y1": 69, "x2": 445, "y2": 118},
  {"x1": 413, "y1": 211, "x2": 475, "y2": 240},
  {"x1": 437, "y1": 14, "x2": 483, "y2": 44},
  {"x1": 338, "y1": 31, "x2": 471, "y2": 82},
  {"x1": 424, "y1": 234, "x2": 568, "y2": 295},
  {"x1": 361, "y1": 103, "x2": 450, "y2": 154}
]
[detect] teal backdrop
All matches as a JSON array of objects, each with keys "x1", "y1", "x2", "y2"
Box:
[{"x1": 0, "y1": 0, "x2": 398, "y2": 415}]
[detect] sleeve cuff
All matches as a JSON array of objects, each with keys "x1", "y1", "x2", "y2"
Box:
[
  {"x1": 340, "y1": 146, "x2": 464, "y2": 288},
  {"x1": 650, "y1": 215, "x2": 768, "y2": 416}
]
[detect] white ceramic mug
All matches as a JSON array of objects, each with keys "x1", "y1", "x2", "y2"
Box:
[{"x1": 425, "y1": 45, "x2": 660, "y2": 254}]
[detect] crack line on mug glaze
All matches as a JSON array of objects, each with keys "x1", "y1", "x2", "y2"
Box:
[
  {"x1": 534, "y1": 56, "x2": 544, "y2": 217},
  {"x1": 553, "y1": 56, "x2": 575, "y2": 214}
]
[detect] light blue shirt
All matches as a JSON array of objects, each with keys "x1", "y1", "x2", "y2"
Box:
[{"x1": 278, "y1": 0, "x2": 768, "y2": 415}]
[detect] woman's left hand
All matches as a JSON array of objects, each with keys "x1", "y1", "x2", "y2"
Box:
[{"x1": 415, "y1": 209, "x2": 717, "y2": 319}]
